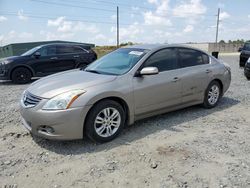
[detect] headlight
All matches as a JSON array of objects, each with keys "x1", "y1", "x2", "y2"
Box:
[
  {"x1": 247, "y1": 58, "x2": 250, "y2": 64},
  {"x1": 2, "y1": 60, "x2": 13, "y2": 65},
  {"x1": 42, "y1": 90, "x2": 86, "y2": 110}
]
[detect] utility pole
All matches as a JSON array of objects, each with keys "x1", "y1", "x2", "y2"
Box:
[
  {"x1": 117, "y1": 6, "x2": 119, "y2": 48},
  {"x1": 215, "y1": 8, "x2": 220, "y2": 43}
]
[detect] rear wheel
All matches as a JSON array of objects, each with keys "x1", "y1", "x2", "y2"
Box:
[
  {"x1": 203, "y1": 81, "x2": 221, "y2": 108},
  {"x1": 85, "y1": 100, "x2": 125, "y2": 143},
  {"x1": 11, "y1": 67, "x2": 32, "y2": 84}
]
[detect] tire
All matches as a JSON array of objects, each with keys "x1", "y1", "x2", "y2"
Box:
[
  {"x1": 85, "y1": 100, "x2": 125, "y2": 143},
  {"x1": 240, "y1": 61, "x2": 245, "y2": 67},
  {"x1": 11, "y1": 67, "x2": 32, "y2": 84},
  {"x1": 203, "y1": 81, "x2": 221, "y2": 109}
]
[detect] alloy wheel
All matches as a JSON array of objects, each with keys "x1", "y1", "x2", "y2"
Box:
[
  {"x1": 208, "y1": 85, "x2": 220, "y2": 105},
  {"x1": 94, "y1": 107, "x2": 121, "y2": 138}
]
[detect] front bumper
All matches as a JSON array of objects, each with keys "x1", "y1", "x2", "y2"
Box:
[
  {"x1": 20, "y1": 99, "x2": 92, "y2": 140},
  {"x1": 0, "y1": 69, "x2": 9, "y2": 80},
  {"x1": 240, "y1": 54, "x2": 250, "y2": 66}
]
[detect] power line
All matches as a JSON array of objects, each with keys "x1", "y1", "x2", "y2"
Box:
[
  {"x1": 30, "y1": 0, "x2": 116, "y2": 13},
  {"x1": 0, "y1": 10, "x2": 114, "y2": 20},
  {"x1": 61, "y1": 0, "x2": 153, "y2": 11},
  {"x1": 30, "y1": 0, "x2": 215, "y2": 19},
  {"x1": 0, "y1": 13, "x2": 132, "y2": 26}
]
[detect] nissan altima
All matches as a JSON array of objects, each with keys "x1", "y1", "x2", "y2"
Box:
[{"x1": 20, "y1": 44, "x2": 231, "y2": 143}]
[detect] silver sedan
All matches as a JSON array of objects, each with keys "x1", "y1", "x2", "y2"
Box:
[{"x1": 20, "y1": 44, "x2": 231, "y2": 142}]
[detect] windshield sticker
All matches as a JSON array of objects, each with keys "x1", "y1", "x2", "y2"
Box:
[{"x1": 129, "y1": 51, "x2": 144, "y2": 56}]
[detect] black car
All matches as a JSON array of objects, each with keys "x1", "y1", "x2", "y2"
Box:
[
  {"x1": 239, "y1": 42, "x2": 250, "y2": 67},
  {"x1": 0, "y1": 43, "x2": 97, "y2": 84},
  {"x1": 244, "y1": 58, "x2": 250, "y2": 80}
]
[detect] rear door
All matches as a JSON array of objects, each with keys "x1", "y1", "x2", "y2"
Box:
[
  {"x1": 177, "y1": 48, "x2": 212, "y2": 103},
  {"x1": 72, "y1": 46, "x2": 92, "y2": 65},
  {"x1": 133, "y1": 48, "x2": 182, "y2": 115},
  {"x1": 56, "y1": 45, "x2": 78, "y2": 71}
]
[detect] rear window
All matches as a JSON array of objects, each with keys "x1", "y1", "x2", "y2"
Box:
[
  {"x1": 57, "y1": 46, "x2": 74, "y2": 54},
  {"x1": 179, "y1": 48, "x2": 209, "y2": 68}
]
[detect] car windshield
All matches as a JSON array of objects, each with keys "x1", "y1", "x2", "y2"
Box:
[
  {"x1": 243, "y1": 43, "x2": 250, "y2": 51},
  {"x1": 21, "y1": 46, "x2": 42, "y2": 56},
  {"x1": 85, "y1": 48, "x2": 148, "y2": 75}
]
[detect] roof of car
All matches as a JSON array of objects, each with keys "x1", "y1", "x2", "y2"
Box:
[
  {"x1": 125, "y1": 44, "x2": 200, "y2": 50},
  {"x1": 38, "y1": 43, "x2": 89, "y2": 48}
]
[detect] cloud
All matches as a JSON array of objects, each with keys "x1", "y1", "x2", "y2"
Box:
[
  {"x1": 40, "y1": 31, "x2": 75, "y2": 40},
  {"x1": 220, "y1": 11, "x2": 230, "y2": 20},
  {"x1": 57, "y1": 21, "x2": 72, "y2": 32},
  {"x1": 48, "y1": 17, "x2": 100, "y2": 34},
  {"x1": 173, "y1": 0, "x2": 207, "y2": 17},
  {"x1": 148, "y1": 0, "x2": 158, "y2": 4},
  {"x1": 17, "y1": 10, "x2": 28, "y2": 21},
  {"x1": 143, "y1": 0, "x2": 171, "y2": 26},
  {"x1": 248, "y1": 15, "x2": 250, "y2": 19},
  {"x1": 48, "y1": 16, "x2": 65, "y2": 27},
  {"x1": 183, "y1": 25, "x2": 194, "y2": 33},
  {"x1": 144, "y1": 11, "x2": 172, "y2": 26},
  {"x1": 0, "y1": 16, "x2": 7, "y2": 22},
  {"x1": 111, "y1": 22, "x2": 144, "y2": 42}
]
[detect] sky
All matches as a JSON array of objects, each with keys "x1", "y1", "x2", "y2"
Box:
[{"x1": 0, "y1": 0, "x2": 249, "y2": 46}]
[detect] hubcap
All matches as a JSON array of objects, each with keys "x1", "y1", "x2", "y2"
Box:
[
  {"x1": 208, "y1": 85, "x2": 220, "y2": 105},
  {"x1": 94, "y1": 107, "x2": 121, "y2": 138}
]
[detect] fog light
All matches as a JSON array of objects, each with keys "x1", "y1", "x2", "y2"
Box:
[{"x1": 38, "y1": 126, "x2": 55, "y2": 134}]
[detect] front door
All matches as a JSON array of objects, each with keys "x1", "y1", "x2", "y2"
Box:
[
  {"x1": 133, "y1": 48, "x2": 182, "y2": 116},
  {"x1": 31, "y1": 45, "x2": 59, "y2": 75}
]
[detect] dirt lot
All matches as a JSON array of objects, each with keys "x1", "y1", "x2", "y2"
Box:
[{"x1": 0, "y1": 54, "x2": 250, "y2": 188}]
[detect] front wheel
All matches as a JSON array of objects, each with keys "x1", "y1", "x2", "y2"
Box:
[
  {"x1": 85, "y1": 100, "x2": 125, "y2": 143},
  {"x1": 203, "y1": 81, "x2": 221, "y2": 108},
  {"x1": 11, "y1": 67, "x2": 32, "y2": 84}
]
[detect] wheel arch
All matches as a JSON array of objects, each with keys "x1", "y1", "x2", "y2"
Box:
[
  {"x1": 9, "y1": 65, "x2": 35, "y2": 80},
  {"x1": 212, "y1": 78, "x2": 224, "y2": 95},
  {"x1": 83, "y1": 96, "x2": 131, "y2": 134}
]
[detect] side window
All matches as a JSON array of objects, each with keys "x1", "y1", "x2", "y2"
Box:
[
  {"x1": 73, "y1": 46, "x2": 87, "y2": 53},
  {"x1": 37, "y1": 46, "x2": 56, "y2": 56},
  {"x1": 143, "y1": 48, "x2": 178, "y2": 72},
  {"x1": 57, "y1": 46, "x2": 74, "y2": 54},
  {"x1": 179, "y1": 48, "x2": 208, "y2": 68}
]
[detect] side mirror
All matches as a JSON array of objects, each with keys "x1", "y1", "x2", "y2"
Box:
[
  {"x1": 34, "y1": 51, "x2": 41, "y2": 58},
  {"x1": 238, "y1": 47, "x2": 243, "y2": 52},
  {"x1": 140, "y1": 67, "x2": 159, "y2": 76}
]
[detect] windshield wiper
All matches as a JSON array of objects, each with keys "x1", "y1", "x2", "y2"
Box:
[{"x1": 85, "y1": 69, "x2": 101, "y2": 74}]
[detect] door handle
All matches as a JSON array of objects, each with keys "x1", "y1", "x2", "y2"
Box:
[
  {"x1": 50, "y1": 57, "x2": 58, "y2": 60},
  {"x1": 74, "y1": 55, "x2": 80, "y2": 58},
  {"x1": 172, "y1": 77, "x2": 180, "y2": 82},
  {"x1": 206, "y1": 69, "x2": 212, "y2": 73}
]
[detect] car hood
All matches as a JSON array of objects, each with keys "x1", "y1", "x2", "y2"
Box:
[
  {"x1": 0, "y1": 56, "x2": 20, "y2": 62},
  {"x1": 27, "y1": 70, "x2": 117, "y2": 98}
]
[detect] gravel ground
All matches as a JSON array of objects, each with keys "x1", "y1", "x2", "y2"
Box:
[{"x1": 0, "y1": 54, "x2": 250, "y2": 188}]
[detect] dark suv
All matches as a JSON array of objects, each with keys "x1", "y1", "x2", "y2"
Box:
[
  {"x1": 0, "y1": 43, "x2": 97, "y2": 84},
  {"x1": 239, "y1": 42, "x2": 250, "y2": 67}
]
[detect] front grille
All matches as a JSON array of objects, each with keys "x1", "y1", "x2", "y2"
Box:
[{"x1": 23, "y1": 92, "x2": 42, "y2": 108}]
